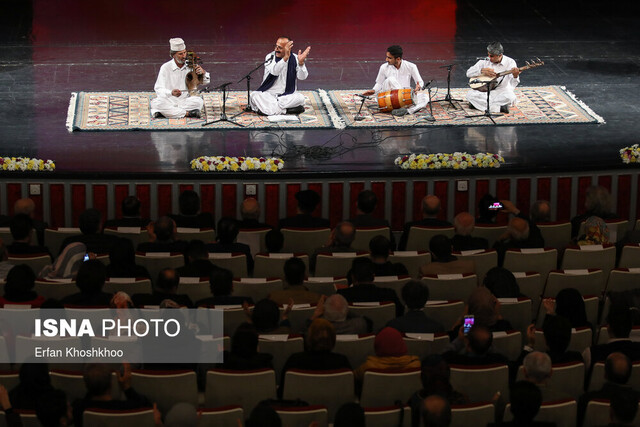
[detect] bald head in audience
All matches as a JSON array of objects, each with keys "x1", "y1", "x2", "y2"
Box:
[
  {"x1": 421, "y1": 394, "x2": 451, "y2": 427},
  {"x1": 453, "y1": 212, "x2": 475, "y2": 236},
  {"x1": 241, "y1": 198, "x2": 260, "y2": 220},
  {"x1": 605, "y1": 352, "x2": 632, "y2": 385},
  {"x1": 334, "y1": 221, "x2": 356, "y2": 247},
  {"x1": 324, "y1": 294, "x2": 349, "y2": 322},
  {"x1": 14, "y1": 198, "x2": 36, "y2": 217},
  {"x1": 422, "y1": 195, "x2": 442, "y2": 218},
  {"x1": 530, "y1": 200, "x2": 551, "y2": 223},
  {"x1": 507, "y1": 217, "x2": 530, "y2": 242},
  {"x1": 523, "y1": 351, "x2": 552, "y2": 385}
]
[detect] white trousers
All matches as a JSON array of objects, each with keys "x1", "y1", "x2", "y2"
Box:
[
  {"x1": 250, "y1": 91, "x2": 305, "y2": 116},
  {"x1": 466, "y1": 86, "x2": 517, "y2": 113},
  {"x1": 150, "y1": 95, "x2": 204, "y2": 119},
  {"x1": 376, "y1": 77, "x2": 428, "y2": 114}
]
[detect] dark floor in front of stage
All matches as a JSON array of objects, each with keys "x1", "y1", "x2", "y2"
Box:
[{"x1": 0, "y1": 1, "x2": 638, "y2": 177}]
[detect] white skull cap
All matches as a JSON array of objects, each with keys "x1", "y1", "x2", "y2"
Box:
[{"x1": 170, "y1": 38, "x2": 185, "y2": 51}]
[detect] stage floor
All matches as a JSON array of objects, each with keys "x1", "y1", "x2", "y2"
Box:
[{"x1": 1, "y1": 0, "x2": 639, "y2": 178}]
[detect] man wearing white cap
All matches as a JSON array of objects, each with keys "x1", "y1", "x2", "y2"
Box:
[
  {"x1": 249, "y1": 36, "x2": 311, "y2": 116},
  {"x1": 151, "y1": 37, "x2": 210, "y2": 119}
]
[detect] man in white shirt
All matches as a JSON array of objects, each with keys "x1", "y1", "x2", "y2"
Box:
[
  {"x1": 466, "y1": 42, "x2": 520, "y2": 114},
  {"x1": 362, "y1": 45, "x2": 428, "y2": 115},
  {"x1": 250, "y1": 36, "x2": 311, "y2": 116},
  {"x1": 151, "y1": 38, "x2": 210, "y2": 119}
]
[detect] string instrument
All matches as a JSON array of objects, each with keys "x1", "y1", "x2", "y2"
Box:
[
  {"x1": 185, "y1": 51, "x2": 204, "y2": 96},
  {"x1": 469, "y1": 58, "x2": 544, "y2": 92}
]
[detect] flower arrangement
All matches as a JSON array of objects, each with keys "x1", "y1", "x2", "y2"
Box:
[
  {"x1": 394, "y1": 152, "x2": 504, "y2": 170},
  {"x1": 620, "y1": 144, "x2": 640, "y2": 164},
  {"x1": 0, "y1": 157, "x2": 55, "y2": 172},
  {"x1": 191, "y1": 156, "x2": 284, "y2": 172}
]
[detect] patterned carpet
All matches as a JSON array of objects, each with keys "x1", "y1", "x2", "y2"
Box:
[
  {"x1": 327, "y1": 86, "x2": 604, "y2": 128},
  {"x1": 67, "y1": 90, "x2": 332, "y2": 131}
]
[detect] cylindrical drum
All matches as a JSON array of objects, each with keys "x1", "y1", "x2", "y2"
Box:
[{"x1": 377, "y1": 88, "x2": 415, "y2": 112}]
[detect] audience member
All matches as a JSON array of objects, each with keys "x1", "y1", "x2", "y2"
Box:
[
  {"x1": 206, "y1": 217, "x2": 253, "y2": 274},
  {"x1": 265, "y1": 228, "x2": 284, "y2": 253},
  {"x1": 488, "y1": 381, "x2": 554, "y2": 427},
  {"x1": 387, "y1": 280, "x2": 445, "y2": 333},
  {"x1": 177, "y1": 239, "x2": 218, "y2": 277},
  {"x1": 72, "y1": 363, "x2": 152, "y2": 427},
  {"x1": 40, "y1": 242, "x2": 86, "y2": 280},
  {"x1": 399, "y1": 195, "x2": 452, "y2": 250},
  {"x1": 132, "y1": 267, "x2": 192, "y2": 307},
  {"x1": 462, "y1": 287, "x2": 513, "y2": 332},
  {"x1": 476, "y1": 193, "x2": 500, "y2": 224},
  {"x1": 7, "y1": 213, "x2": 52, "y2": 258},
  {"x1": 348, "y1": 189, "x2": 396, "y2": 248},
  {"x1": 533, "y1": 315, "x2": 583, "y2": 364},
  {"x1": 420, "y1": 234, "x2": 475, "y2": 277},
  {"x1": 13, "y1": 198, "x2": 48, "y2": 246},
  {"x1": 338, "y1": 257, "x2": 404, "y2": 317},
  {"x1": 169, "y1": 189, "x2": 214, "y2": 229},
  {"x1": 334, "y1": 402, "x2": 365, "y2": 427},
  {"x1": 583, "y1": 304, "x2": 640, "y2": 370},
  {"x1": 195, "y1": 268, "x2": 253, "y2": 306},
  {"x1": 103, "y1": 195, "x2": 150, "y2": 228},
  {"x1": 355, "y1": 327, "x2": 420, "y2": 381},
  {"x1": 60, "y1": 259, "x2": 112, "y2": 307},
  {"x1": 269, "y1": 257, "x2": 320, "y2": 305},
  {"x1": 136, "y1": 216, "x2": 188, "y2": 254},
  {"x1": 280, "y1": 318, "x2": 351, "y2": 394},
  {"x1": 608, "y1": 387, "x2": 639, "y2": 426},
  {"x1": 451, "y1": 212, "x2": 488, "y2": 251},
  {"x1": 251, "y1": 298, "x2": 291, "y2": 334},
  {"x1": 530, "y1": 200, "x2": 552, "y2": 224},
  {"x1": 35, "y1": 388, "x2": 70, "y2": 427},
  {"x1": 310, "y1": 294, "x2": 370, "y2": 334},
  {"x1": 409, "y1": 354, "x2": 469, "y2": 427},
  {"x1": 500, "y1": 199, "x2": 545, "y2": 243},
  {"x1": 421, "y1": 394, "x2": 451, "y2": 427},
  {"x1": 310, "y1": 221, "x2": 356, "y2": 273},
  {"x1": 522, "y1": 351, "x2": 571, "y2": 402},
  {"x1": 571, "y1": 185, "x2": 617, "y2": 239},
  {"x1": 222, "y1": 322, "x2": 273, "y2": 370},
  {"x1": 245, "y1": 402, "x2": 282, "y2": 427},
  {"x1": 110, "y1": 291, "x2": 133, "y2": 308},
  {"x1": 443, "y1": 325, "x2": 509, "y2": 365},
  {"x1": 59, "y1": 208, "x2": 118, "y2": 255},
  {"x1": 0, "y1": 242, "x2": 14, "y2": 280},
  {"x1": 0, "y1": 264, "x2": 44, "y2": 307},
  {"x1": 544, "y1": 287, "x2": 592, "y2": 330},
  {"x1": 105, "y1": 237, "x2": 150, "y2": 278},
  {"x1": 483, "y1": 267, "x2": 521, "y2": 298},
  {"x1": 578, "y1": 352, "x2": 640, "y2": 426},
  {"x1": 278, "y1": 189, "x2": 330, "y2": 229},
  {"x1": 9, "y1": 362, "x2": 54, "y2": 410},
  {"x1": 494, "y1": 216, "x2": 545, "y2": 266},
  {"x1": 164, "y1": 402, "x2": 197, "y2": 427},
  {"x1": 368, "y1": 235, "x2": 408, "y2": 277},
  {"x1": 238, "y1": 197, "x2": 272, "y2": 229},
  {"x1": 577, "y1": 215, "x2": 610, "y2": 245}
]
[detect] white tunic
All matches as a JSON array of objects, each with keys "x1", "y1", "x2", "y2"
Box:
[
  {"x1": 466, "y1": 55, "x2": 519, "y2": 113},
  {"x1": 150, "y1": 59, "x2": 210, "y2": 119},
  {"x1": 372, "y1": 60, "x2": 424, "y2": 93},
  {"x1": 258, "y1": 53, "x2": 308, "y2": 95}
]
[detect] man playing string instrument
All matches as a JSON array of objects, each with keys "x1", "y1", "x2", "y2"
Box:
[
  {"x1": 466, "y1": 42, "x2": 520, "y2": 114},
  {"x1": 362, "y1": 45, "x2": 428, "y2": 115},
  {"x1": 250, "y1": 36, "x2": 311, "y2": 116},
  {"x1": 151, "y1": 38, "x2": 210, "y2": 119}
]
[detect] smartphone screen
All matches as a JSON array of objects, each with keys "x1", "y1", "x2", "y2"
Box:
[
  {"x1": 463, "y1": 315, "x2": 475, "y2": 335},
  {"x1": 488, "y1": 202, "x2": 503, "y2": 210},
  {"x1": 83, "y1": 253, "x2": 90, "y2": 262}
]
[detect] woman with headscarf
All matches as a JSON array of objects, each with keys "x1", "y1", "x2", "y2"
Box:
[
  {"x1": 222, "y1": 322, "x2": 273, "y2": 370},
  {"x1": 577, "y1": 216, "x2": 610, "y2": 246},
  {"x1": 279, "y1": 318, "x2": 351, "y2": 396},
  {"x1": 105, "y1": 238, "x2": 150, "y2": 278},
  {"x1": 354, "y1": 327, "x2": 420, "y2": 382},
  {"x1": 543, "y1": 287, "x2": 592, "y2": 330},
  {"x1": 0, "y1": 264, "x2": 44, "y2": 307},
  {"x1": 9, "y1": 362, "x2": 54, "y2": 410}
]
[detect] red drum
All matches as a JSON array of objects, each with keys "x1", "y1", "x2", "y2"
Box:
[{"x1": 377, "y1": 88, "x2": 415, "y2": 112}]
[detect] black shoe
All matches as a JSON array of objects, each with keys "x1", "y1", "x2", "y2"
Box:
[
  {"x1": 392, "y1": 108, "x2": 408, "y2": 117},
  {"x1": 285, "y1": 105, "x2": 305, "y2": 115},
  {"x1": 255, "y1": 109, "x2": 268, "y2": 116},
  {"x1": 500, "y1": 105, "x2": 510, "y2": 114},
  {"x1": 186, "y1": 109, "x2": 201, "y2": 118},
  {"x1": 153, "y1": 112, "x2": 165, "y2": 119},
  {"x1": 467, "y1": 103, "x2": 477, "y2": 111}
]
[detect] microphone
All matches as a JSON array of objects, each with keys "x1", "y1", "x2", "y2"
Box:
[
  {"x1": 422, "y1": 79, "x2": 434, "y2": 90},
  {"x1": 265, "y1": 54, "x2": 275, "y2": 65},
  {"x1": 356, "y1": 94, "x2": 371, "y2": 99}
]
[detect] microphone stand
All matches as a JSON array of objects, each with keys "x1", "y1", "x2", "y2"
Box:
[
  {"x1": 422, "y1": 86, "x2": 436, "y2": 122},
  {"x1": 433, "y1": 63, "x2": 462, "y2": 109},
  {"x1": 236, "y1": 56, "x2": 273, "y2": 114},
  {"x1": 202, "y1": 82, "x2": 244, "y2": 127},
  {"x1": 354, "y1": 94, "x2": 369, "y2": 121},
  {"x1": 465, "y1": 79, "x2": 503, "y2": 125}
]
